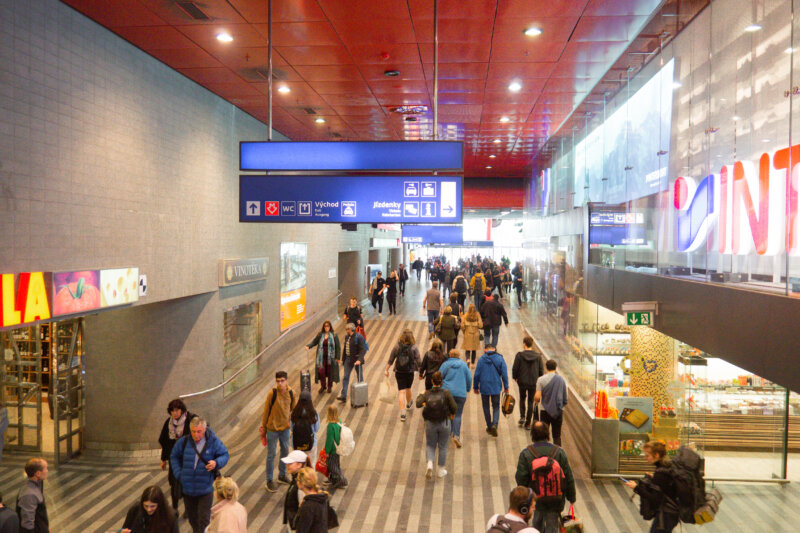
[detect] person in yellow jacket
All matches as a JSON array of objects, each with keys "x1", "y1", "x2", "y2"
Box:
[{"x1": 470, "y1": 269, "x2": 487, "y2": 312}]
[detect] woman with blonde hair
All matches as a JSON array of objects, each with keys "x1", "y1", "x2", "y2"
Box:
[
  {"x1": 295, "y1": 467, "x2": 330, "y2": 533},
  {"x1": 434, "y1": 305, "x2": 459, "y2": 353},
  {"x1": 206, "y1": 477, "x2": 247, "y2": 533},
  {"x1": 323, "y1": 405, "x2": 347, "y2": 491},
  {"x1": 385, "y1": 329, "x2": 422, "y2": 421},
  {"x1": 461, "y1": 304, "x2": 483, "y2": 367}
]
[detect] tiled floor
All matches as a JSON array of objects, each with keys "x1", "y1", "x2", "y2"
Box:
[{"x1": 1, "y1": 277, "x2": 799, "y2": 531}]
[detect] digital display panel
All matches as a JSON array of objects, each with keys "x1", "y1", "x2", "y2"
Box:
[
  {"x1": 589, "y1": 208, "x2": 647, "y2": 246},
  {"x1": 240, "y1": 141, "x2": 463, "y2": 171}
]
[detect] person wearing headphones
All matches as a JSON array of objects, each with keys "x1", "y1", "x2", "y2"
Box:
[{"x1": 485, "y1": 486, "x2": 540, "y2": 532}]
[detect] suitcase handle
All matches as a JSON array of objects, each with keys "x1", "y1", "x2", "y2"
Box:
[{"x1": 357, "y1": 364, "x2": 364, "y2": 383}]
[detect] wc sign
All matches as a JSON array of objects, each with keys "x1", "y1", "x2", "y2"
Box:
[{"x1": 673, "y1": 142, "x2": 800, "y2": 256}]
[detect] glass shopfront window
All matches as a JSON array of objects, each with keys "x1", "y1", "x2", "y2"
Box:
[{"x1": 222, "y1": 302, "x2": 262, "y2": 398}]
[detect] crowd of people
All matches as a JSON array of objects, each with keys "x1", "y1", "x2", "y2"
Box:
[{"x1": 0, "y1": 254, "x2": 688, "y2": 533}]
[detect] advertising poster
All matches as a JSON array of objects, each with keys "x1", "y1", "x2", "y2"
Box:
[
  {"x1": 52, "y1": 270, "x2": 102, "y2": 316},
  {"x1": 616, "y1": 396, "x2": 654, "y2": 434},
  {"x1": 99, "y1": 267, "x2": 139, "y2": 307},
  {"x1": 280, "y1": 243, "x2": 307, "y2": 331}
]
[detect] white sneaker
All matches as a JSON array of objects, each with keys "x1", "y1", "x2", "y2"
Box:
[
  {"x1": 437, "y1": 467, "x2": 447, "y2": 478},
  {"x1": 426, "y1": 461, "x2": 433, "y2": 480}
]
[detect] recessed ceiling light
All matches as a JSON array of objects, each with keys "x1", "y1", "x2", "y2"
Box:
[
  {"x1": 763, "y1": 138, "x2": 770, "y2": 143},
  {"x1": 493, "y1": 138, "x2": 501, "y2": 143},
  {"x1": 277, "y1": 85, "x2": 291, "y2": 93},
  {"x1": 732, "y1": 115, "x2": 740, "y2": 121},
  {"x1": 744, "y1": 24, "x2": 762, "y2": 32},
  {"x1": 524, "y1": 27, "x2": 542, "y2": 37},
  {"x1": 489, "y1": 154, "x2": 496, "y2": 158},
  {"x1": 500, "y1": 116, "x2": 510, "y2": 123},
  {"x1": 216, "y1": 31, "x2": 233, "y2": 43},
  {"x1": 486, "y1": 165, "x2": 492, "y2": 169},
  {"x1": 508, "y1": 81, "x2": 522, "y2": 93},
  {"x1": 315, "y1": 117, "x2": 326, "y2": 124},
  {"x1": 384, "y1": 69, "x2": 401, "y2": 77}
]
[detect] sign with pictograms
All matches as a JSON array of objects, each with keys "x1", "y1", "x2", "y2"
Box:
[
  {"x1": 264, "y1": 201, "x2": 279, "y2": 216},
  {"x1": 626, "y1": 311, "x2": 652, "y2": 326}
]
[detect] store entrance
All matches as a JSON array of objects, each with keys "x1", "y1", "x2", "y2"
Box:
[{"x1": 1, "y1": 318, "x2": 85, "y2": 464}]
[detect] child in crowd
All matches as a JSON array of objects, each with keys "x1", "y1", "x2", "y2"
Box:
[{"x1": 324, "y1": 405, "x2": 348, "y2": 491}]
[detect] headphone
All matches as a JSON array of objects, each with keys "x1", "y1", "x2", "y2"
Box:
[{"x1": 517, "y1": 488, "x2": 535, "y2": 516}]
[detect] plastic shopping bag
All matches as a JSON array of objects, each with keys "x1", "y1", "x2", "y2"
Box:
[{"x1": 379, "y1": 375, "x2": 396, "y2": 404}]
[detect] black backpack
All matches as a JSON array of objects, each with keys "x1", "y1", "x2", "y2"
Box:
[
  {"x1": 422, "y1": 389, "x2": 448, "y2": 422},
  {"x1": 292, "y1": 419, "x2": 314, "y2": 451},
  {"x1": 455, "y1": 277, "x2": 467, "y2": 293},
  {"x1": 669, "y1": 446, "x2": 706, "y2": 523},
  {"x1": 634, "y1": 475, "x2": 664, "y2": 520},
  {"x1": 395, "y1": 345, "x2": 412, "y2": 372},
  {"x1": 488, "y1": 516, "x2": 529, "y2": 533}
]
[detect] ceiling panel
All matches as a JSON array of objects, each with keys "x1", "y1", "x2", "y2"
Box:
[{"x1": 65, "y1": 0, "x2": 667, "y2": 179}]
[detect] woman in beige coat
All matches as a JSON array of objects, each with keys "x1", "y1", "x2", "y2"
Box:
[
  {"x1": 207, "y1": 477, "x2": 247, "y2": 533},
  {"x1": 461, "y1": 304, "x2": 483, "y2": 367}
]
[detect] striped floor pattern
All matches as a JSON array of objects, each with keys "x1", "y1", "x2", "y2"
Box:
[{"x1": 1, "y1": 280, "x2": 799, "y2": 531}]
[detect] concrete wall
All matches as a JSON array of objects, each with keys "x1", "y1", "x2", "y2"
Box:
[{"x1": 0, "y1": 0, "x2": 399, "y2": 449}]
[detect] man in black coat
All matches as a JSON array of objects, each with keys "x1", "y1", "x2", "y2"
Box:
[
  {"x1": 398, "y1": 264, "x2": 409, "y2": 296},
  {"x1": 480, "y1": 290, "x2": 509, "y2": 349},
  {"x1": 0, "y1": 490, "x2": 19, "y2": 533},
  {"x1": 512, "y1": 336, "x2": 545, "y2": 429}
]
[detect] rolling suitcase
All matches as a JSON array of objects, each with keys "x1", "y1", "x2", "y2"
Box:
[
  {"x1": 350, "y1": 366, "x2": 368, "y2": 408},
  {"x1": 300, "y1": 370, "x2": 312, "y2": 393}
]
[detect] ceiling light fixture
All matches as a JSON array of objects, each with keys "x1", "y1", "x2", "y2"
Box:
[
  {"x1": 384, "y1": 69, "x2": 401, "y2": 77},
  {"x1": 489, "y1": 154, "x2": 496, "y2": 158},
  {"x1": 277, "y1": 85, "x2": 290, "y2": 93},
  {"x1": 744, "y1": 24, "x2": 762, "y2": 32},
  {"x1": 672, "y1": 81, "x2": 682, "y2": 90},
  {"x1": 523, "y1": 27, "x2": 542, "y2": 37},
  {"x1": 499, "y1": 116, "x2": 510, "y2": 123},
  {"x1": 786, "y1": 47, "x2": 795, "y2": 55},
  {"x1": 732, "y1": 115, "x2": 740, "y2": 121},
  {"x1": 216, "y1": 31, "x2": 233, "y2": 43},
  {"x1": 493, "y1": 138, "x2": 501, "y2": 143},
  {"x1": 508, "y1": 81, "x2": 522, "y2": 92},
  {"x1": 486, "y1": 165, "x2": 492, "y2": 169},
  {"x1": 315, "y1": 117, "x2": 326, "y2": 124}
]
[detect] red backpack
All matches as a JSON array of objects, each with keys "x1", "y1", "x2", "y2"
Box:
[{"x1": 528, "y1": 445, "x2": 565, "y2": 505}]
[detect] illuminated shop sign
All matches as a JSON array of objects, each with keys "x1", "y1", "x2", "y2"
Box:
[
  {"x1": 673, "y1": 144, "x2": 800, "y2": 255},
  {"x1": 0, "y1": 272, "x2": 51, "y2": 327}
]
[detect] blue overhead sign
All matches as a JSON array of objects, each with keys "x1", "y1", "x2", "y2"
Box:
[
  {"x1": 402, "y1": 225, "x2": 463, "y2": 244},
  {"x1": 240, "y1": 175, "x2": 462, "y2": 223},
  {"x1": 239, "y1": 141, "x2": 463, "y2": 172}
]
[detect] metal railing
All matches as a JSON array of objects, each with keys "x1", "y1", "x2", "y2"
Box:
[
  {"x1": 592, "y1": 473, "x2": 790, "y2": 484},
  {"x1": 180, "y1": 291, "x2": 342, "y2": 400}
]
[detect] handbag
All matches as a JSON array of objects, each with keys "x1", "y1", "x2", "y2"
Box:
[
  {"x1": 479, "y1": 332, "x2": 484, "y2": 341},
  {"x1": 561, "y1": 504, "x2": 584, "y2": 533},
  {"x1": 379, "y1": 375, "x2": 396, "y2": 404},
  {"x1": 315, "y1": 448, "x2": 329, "y2": 477},
  {"x1": 327, "y1": 500, "x2": 340, "y2": 529}
]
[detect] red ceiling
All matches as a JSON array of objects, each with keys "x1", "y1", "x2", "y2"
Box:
[{"x1": 60, "y1": 0, "x2": 664, "y2": 178}]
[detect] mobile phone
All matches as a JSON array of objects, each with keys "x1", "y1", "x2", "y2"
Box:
[{"x1": 619, "y1": 477, "x2": 631, "y2": 484}]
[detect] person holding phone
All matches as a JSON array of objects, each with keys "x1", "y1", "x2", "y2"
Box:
[{"x1": 120, "y1": 486, "x2": 178, "y2": 533}]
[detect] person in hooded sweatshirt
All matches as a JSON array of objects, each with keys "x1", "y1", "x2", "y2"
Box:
[
  {"x1": 512, "y1": 336, "x2": 546, "y2": 430},
  {"x1": 294, "y1": 467, "x2": 330, "y2": 533},
  {"x1": 472, "y1": 344, "x2": 509, "y2": 437}
]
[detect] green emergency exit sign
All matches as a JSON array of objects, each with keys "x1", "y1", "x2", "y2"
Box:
[{"x1": 626, "y1": 311, "x2": 652, "y2": 326}]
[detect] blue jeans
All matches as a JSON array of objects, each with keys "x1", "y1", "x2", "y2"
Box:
[
  {"x1": 451, "y1": 396, "x2": 467, "y2": 438},
  {"x1": 425, "y1": 419, "x2": 450, "y2": 467},
  {"x1": 427, "y1": 310, "x2": 440, "y2": 333},
  {"x1": 0, "y1": 407, "x2": 8, "y2": 461},
  {"x1": 266, "y1": 428, "x2": 291, "y2": 482},
  {"x1": 474, "y1": 293, "x2": 482, "y2": 313},
  {"x1": 481, "y1": 394, "x2": 500, "y2": 429},
  {"x1": 340, "y1": 360, "x2": 361, "y2": 399},
  {"x1": 488, "y1": 325, "x2": 500, "y2": 347}
]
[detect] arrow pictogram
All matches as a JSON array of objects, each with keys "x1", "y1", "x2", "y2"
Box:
[{"x1": 265, "y1": 201, "x2": 279, "y2": 215}]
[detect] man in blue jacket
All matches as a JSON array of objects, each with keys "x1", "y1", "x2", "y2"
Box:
[
  {"x1": 170, "y1": 416, "x2": 229, "y2": 533},
  {"x1": 472, "y1": 344, "x2": 509, "y2": 437}
]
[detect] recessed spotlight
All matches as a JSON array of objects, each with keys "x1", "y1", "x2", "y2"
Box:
[
  {"x1": 500, "y1": 116, "x2": 510, "y2": 123},
  {"x1": 216, "y1": 31, "x2": 233, "y2": 43},
  {"x1": 493, "y1": 138, "x2": 501, "y2": 143},
  {"x1": 486, "y1": 165, "x2": 492, "y2": 169},
  {"x1": 732, "y1": 115, "x2": 740, "y2": 121},
  {"x1": 508, "y1": 81, "x2": 522, "y2": 93},
  {"x1": 315, "y1": 117, "x2": 326, "y2": 124},
  {"x1": 744, "y1": 24, "x2": 762, "y2": 32},
  {"x1": 524, "y1": 27, "x2": 542, "y2": 37},
  {"x1": 277, "y1": 85, "x2": 291, "y2": 94},
  {"x1": 762, "y1": 138, "x2": 770, "y2": 143},
  {"x1": 384, "y1": 69, "x2": 401, "y2": 77},
  {"x1": 489, "y1": 154, "x2": 496, "y2": 158}
]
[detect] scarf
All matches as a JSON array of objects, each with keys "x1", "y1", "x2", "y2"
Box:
[
  {"x1": 316, "y1": 332, "x2": 336, "y2": 368},
  {"x1": 168, "y1": 411, "x2": 187, "y2": 440}
]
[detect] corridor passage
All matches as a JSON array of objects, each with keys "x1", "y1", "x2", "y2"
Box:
[{"x1": 0, "y1": 278, "x2": 798, "y2": 532}]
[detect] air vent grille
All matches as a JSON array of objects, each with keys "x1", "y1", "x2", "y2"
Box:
[
  {"x1": 176, "y1": 2, "x2": 209, "y2": 20},
  {"x1": 239, "y1": 67, "x2": 288, "y2": 82},
  {"x1": 303, "y1": 107, "x2": 317, "y2": 115}
]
